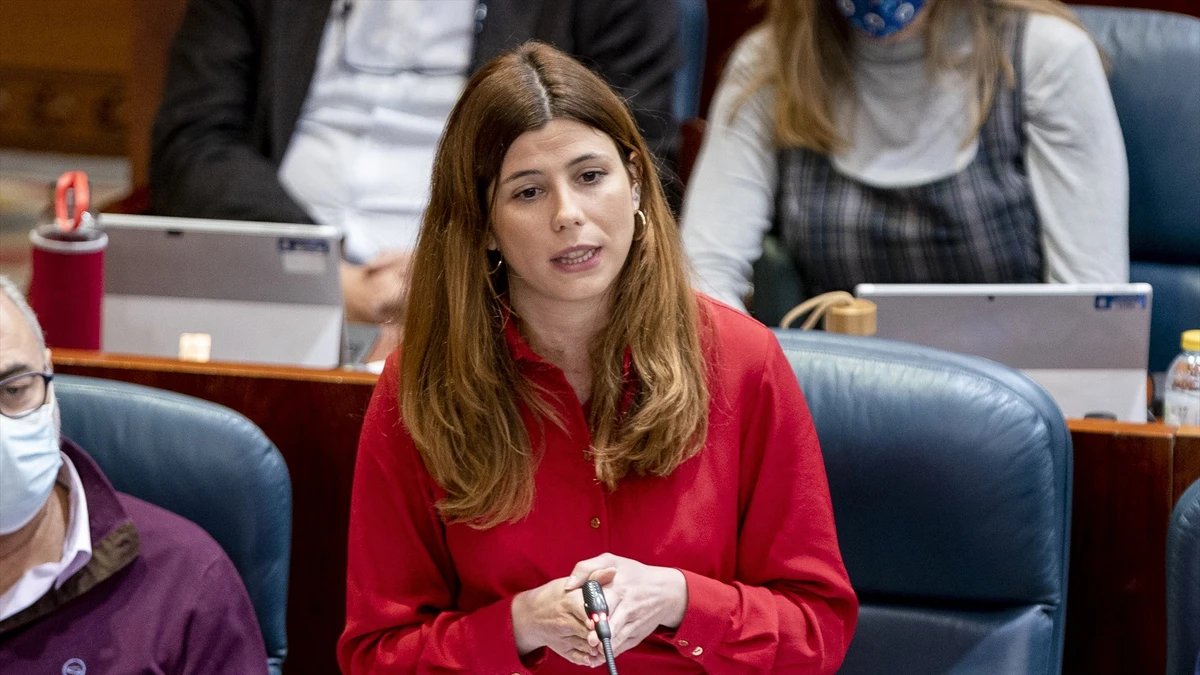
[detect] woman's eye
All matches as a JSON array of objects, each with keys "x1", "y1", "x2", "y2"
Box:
[
  {"x1": 516, "y1": 187, "x2": 539, "y2": 200},
  {"x1": 580, "y1": 170, "x2": 604, "y2": 183}
]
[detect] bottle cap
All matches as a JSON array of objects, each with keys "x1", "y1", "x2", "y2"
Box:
[{"x1": 1183, "y1": 329, "x2": 1200, "y2": 352}]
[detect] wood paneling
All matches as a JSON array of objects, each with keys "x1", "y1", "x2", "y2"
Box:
[
  {"x1": 1064, "y1": 419, "x2": 1176, "y2": 675},
  {"x1": 1175, "y1": 425, "x2": 1200, "y2": 505},
  {"x1": 0, "y1": 0, "x2": 131, "y2": 155},
  {"x1": 699, "y1": 0, "x2": 765, "y2": 117},
  {"x1": 0, "y1": 0, "x2": 132, "y2": 75},
  {"x1": 127, "y1": 0, "x2": 188, "y2": 185},
  {"x1": 51, "y1": 350, "x2": 377, "y2": 675},
  {"x1": 0, "y1": 66, "x2": 126, "y2": 155}
]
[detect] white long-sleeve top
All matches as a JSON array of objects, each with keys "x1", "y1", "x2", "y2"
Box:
[{"x1": 682, "y1": 13, "x2": 1129, "y2": 312}]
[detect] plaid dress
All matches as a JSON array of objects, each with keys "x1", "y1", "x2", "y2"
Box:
[{"x1": 774, "y1": 13, "x2": 1042, "y2": 298}]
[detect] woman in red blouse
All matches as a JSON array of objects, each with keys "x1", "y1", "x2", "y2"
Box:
[{"x1": 337, "y1": 42, "x2": 858, "y2": 674}]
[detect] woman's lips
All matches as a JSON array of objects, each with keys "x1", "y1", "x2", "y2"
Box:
[{"x1": 551, "y1": 246, "x2": 602, "y2": 271}]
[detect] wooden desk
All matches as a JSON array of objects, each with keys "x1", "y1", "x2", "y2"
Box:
[
  {"x1": 52, "y1": 350, "x2": 377, "y2": 675},
  {"x1": 1172, "y1": 425, "x2": 1200, "y2": 504},
  {"x1": 1064, "y1": 419, "x2": 1198, "y2": 675},
  {"x1": 50, "y1": 350, "x2": 1198, "y2": 675}
]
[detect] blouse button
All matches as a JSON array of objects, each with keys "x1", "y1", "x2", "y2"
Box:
[
  {"x1": 691, "y1": 646, "x2": 704, "y2": 656},
  {"x1": 590, "y1": 517, "x2": 601, "y2": 529},
  {"x1": 678, "y1": 639, "x2": 689, "y2": 647}
]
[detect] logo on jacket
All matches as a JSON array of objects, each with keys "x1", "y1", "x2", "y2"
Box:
[{"x1": 62, "y1": 659, "x2": 86, "y2": 675}]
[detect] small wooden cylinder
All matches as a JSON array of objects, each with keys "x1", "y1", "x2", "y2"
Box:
[{"x1": 825, "y1": 299, "x2": 877, "y2": 336}]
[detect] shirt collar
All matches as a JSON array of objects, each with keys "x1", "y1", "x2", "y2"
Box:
[
  {"x1": 59, "y1": 437, "x2": 136, "y2": 549},
  {"x1": 54, "y1": 452, "x2": 92, "y2": 589},
  {"x1": 499, "y1": 301, "x2": 637, "y2": 409},
  {"x1": 499, "y1": 303, "x2": 634, "y2": 374}
]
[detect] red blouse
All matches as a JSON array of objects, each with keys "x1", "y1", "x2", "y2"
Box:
[{"x1": 338, "y1": 296, "x2": 857, "y2": 674}]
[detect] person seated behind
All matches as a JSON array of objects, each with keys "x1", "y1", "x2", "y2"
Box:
[
  {"x1": 0, "y1": 276, "x2": 267, "y2": 673},
  {"x1": 151, "y1": 0, "x2": 681, "y2": 324},
  {"x1": 682, "y1": 0, "x2": 1128, "y2": 313},
  {"x1": 337, "y1": 42, "x2": 857, "y2": 673}
]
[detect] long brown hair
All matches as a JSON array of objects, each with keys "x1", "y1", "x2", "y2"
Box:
[
  {"x1": 400, "y1": 42, "x2": 709, "y2": 528},
  {"x1": 744, "y1": 0, "x2": 1093, "y2": 153}
]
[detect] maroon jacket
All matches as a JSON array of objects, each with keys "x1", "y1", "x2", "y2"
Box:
[{"x1": 0, "y1": 439, "x2": 268, "y2": 674}]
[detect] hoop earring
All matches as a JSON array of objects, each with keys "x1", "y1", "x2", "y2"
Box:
[
  {"x1": 488, "y1": 253, "x2": 504, "y2": 275},
  {"x1": 633, "y1": 209, "x2": 648, "y2": 241},
  {"x1": 485, "y1": 252, "x2": 507, "y2": 312}
]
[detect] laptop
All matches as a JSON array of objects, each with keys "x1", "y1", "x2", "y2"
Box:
[
  {"x1": 99, "y1": 214, "x2": 345, "y2": 368},
  {"x1": 855, "y1": 283, "x2": 1153, "y2": 422}
]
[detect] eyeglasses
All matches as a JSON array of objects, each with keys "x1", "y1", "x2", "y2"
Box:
[{"x1": 0, "y1": 371, "x2": 54, "y2": 419}]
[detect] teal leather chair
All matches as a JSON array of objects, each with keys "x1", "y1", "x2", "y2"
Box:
[
  {"x1": 1168, "y1": 477, "x2": 1200, "y2": 675},
  {"x1": 55, "y1": 375, "x2": 292, "y2": 675},
  {"x1": 1073, "y1": 6, "x2": 1200, "y2": 372},
  {"x1": 776, "y1": 329, "x2": 1072, "y2": 673},
  {"x1": 674, "y1": 0, "x2": 707, "y2": 122}
]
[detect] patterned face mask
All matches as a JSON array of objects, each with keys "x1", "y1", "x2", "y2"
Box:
[{"x1": 835, "y1": 0, "x2": 926, "y2": 39}]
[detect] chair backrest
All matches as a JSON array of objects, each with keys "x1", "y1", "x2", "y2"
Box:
[
  {"x1": 1168, "y1": 478, "x2": 1200, "y2": 675},
  {"x1": 674, "y1": 0, "x2": 708, "y2": 121},
  {"x1": 1073, "y1": 6, "x2": 1200, "y2": 372},
  {"x1": 54, "y1": 375, "x2": 292, "y2": 675},
  {"x1": 773, "y1": 329, "x2": 1072, "y2": 674}
]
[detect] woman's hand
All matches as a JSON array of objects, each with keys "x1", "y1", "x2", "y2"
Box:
[
  {"x1": 565, "y1": 553, "x2": 689, "y2": 658},
  {"x1": 511, "y1": 569, "x2": 617, "y2": 667}
]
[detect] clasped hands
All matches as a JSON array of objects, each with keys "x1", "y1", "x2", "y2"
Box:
[{"x1": 512, "y1": 553, "x2": 688, "y2": 667}]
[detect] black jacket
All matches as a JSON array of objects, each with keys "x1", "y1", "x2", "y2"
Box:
[{"x1": 150, "y1": 0, "x2": 681, "y2": 223}]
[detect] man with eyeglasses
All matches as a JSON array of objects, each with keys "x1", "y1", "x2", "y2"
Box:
[
  {"x1": 150, "y1": 0, "x2": 682, "y2": 326},
  {"x1": 0, "y1": 276, "x2": 268, "y2": 673}
]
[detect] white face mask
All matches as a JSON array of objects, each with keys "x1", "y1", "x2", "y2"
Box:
[{"x1": 0, "y1": 397, "x2": 63, "y2": 535}]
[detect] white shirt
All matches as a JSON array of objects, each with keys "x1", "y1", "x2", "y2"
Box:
[
  {"x1": 681, "y1": 14, "x2": 1130, "y2": 312},
  {"x1": 279, "y1": 0, "x2": 478, "y2": 263},
  {"x1": 0, "y1": 452, "x2": 93, "y2": 622}
]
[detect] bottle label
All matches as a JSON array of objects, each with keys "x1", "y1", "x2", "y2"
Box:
[{"x1": 1165, "y1": 389, "x2": 1200, "y2": 426}]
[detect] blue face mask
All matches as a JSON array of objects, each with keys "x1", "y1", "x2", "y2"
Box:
[
  {"x1": 835, "y1": 0, "x2": 926, "y2": 39},
  {"x1": 0, "y1": 398, "x2": 62, "y2": 535}
]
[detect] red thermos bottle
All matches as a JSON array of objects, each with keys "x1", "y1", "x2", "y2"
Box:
[{"x1": 27, "y1": 171, "x2": 108, "y2": 350}]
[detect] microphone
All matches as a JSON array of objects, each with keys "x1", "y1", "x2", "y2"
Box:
[{"x1": 582, "y1": 580, "x2": 619, "y2": 675}]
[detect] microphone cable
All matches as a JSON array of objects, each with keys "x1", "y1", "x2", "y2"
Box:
[{"x1": 582, "y1": 580, "x2": 619, "y2": 675}]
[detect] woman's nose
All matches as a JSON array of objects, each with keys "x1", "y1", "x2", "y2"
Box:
[{"x1": 552, "y1": 188, "x2": 586, "y2": 231}]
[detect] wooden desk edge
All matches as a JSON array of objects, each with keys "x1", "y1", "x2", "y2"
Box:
[
  {"x1": 1067, "y1": 417, "x2": 1177, "y2": 438},
  {"x1": 51, "y1": 349, "x2": 382, "y2": 385},
  {"x1": 48, "y1": 354, "x2": 1196, "y2": 434}
]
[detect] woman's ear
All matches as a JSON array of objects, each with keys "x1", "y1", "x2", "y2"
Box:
[{"x1": 626, "y1": 151, "x2": 643, "y2": 209}]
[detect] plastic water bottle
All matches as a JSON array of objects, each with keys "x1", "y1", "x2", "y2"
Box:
[{"x1": 1164, "y1": 329, "x2": 1200, "y2": 426}]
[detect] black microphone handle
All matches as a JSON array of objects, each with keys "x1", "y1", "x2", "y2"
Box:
[
  {"x1": 582, "y1": 580, "x2": 619, "y2": 674},
  {"x1": 601, "y1": 637, "x2": 619, "y2": 675}
]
